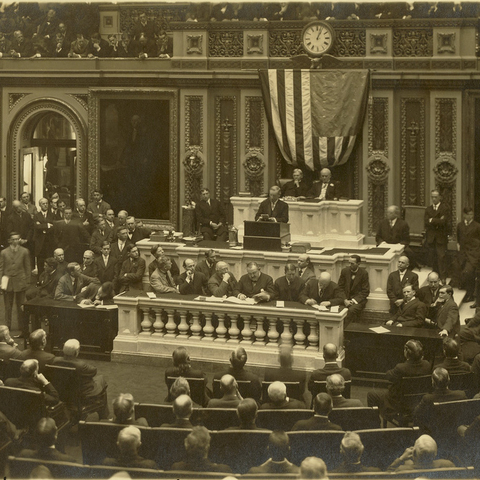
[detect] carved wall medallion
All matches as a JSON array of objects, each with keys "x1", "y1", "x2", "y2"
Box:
[
  {"x1": 433, "y1": 154, "x2": 458, "y2": 185},
  {"x1": 393, "y1": 28, "x2": 433, "y2": 57},
  {"x1": 8, "y1": 93, "x2": 31, "y2": 112},
  {"x1": 437, "y1": 32, "x2": 456, "y2": 54},
  {"x1": 183, "y1": 150, "x2": 204, "y2": 204},
  {"x1": 370, "y1": 33, "x2": 388, "y2": 54},
  {"x1": 186, "y1": 34, "x2": 203, "y2": 55},
  {"x1": 246, "y1": 34, "x2": 263, "y2": 55},
  {"x1": 209, "y1": 31, "x2": 243, "y2": 57},
  {"x1": 367, "y1": 154, "x2": 389, "y2": 236},
  {"x1": 366, "y1": 154, "x2": 390, "y2": 184},
  {"x1": 243, "y1": 151, "x2": 265, "y2": 197}
]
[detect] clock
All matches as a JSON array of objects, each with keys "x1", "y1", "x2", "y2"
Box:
[{"x1": 301, "y1": 21, "x2": 335, "y2": 57}]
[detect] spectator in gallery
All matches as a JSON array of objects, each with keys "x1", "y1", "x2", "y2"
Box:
[
  {"x1": 10, "y1": 30, "x2": 34, "y2": 58},
  {"x1": 195, "y1": 188, "x2": 228, "y2": 243},
  {"x1": 154, "y1": 30, "x2": 173, "y2": 58},
  {"x1": 68, "y1": 33, "x2": 89, "y2": 58},
  {"x1": 134, "y1": 33, "x2": 156, "y2": 59},
  {"x1": 87, "y1": 32, "x2": 110, "y2": 58},
  {"x1": 117, "y1": 33, "x2": 135, "y2": 58},
  {"x1": 132, "y1": 12, "x2": 157, "y2": 41}
]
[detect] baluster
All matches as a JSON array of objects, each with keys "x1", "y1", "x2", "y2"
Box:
[
  {"x1": 152, "y1": 308, "x2": 164, "y2": 336},
  {"x1": 190, "y1": 311, "x2": 202, "y2": 339},
  {"x1": 307, "y1": 319, "x2": 319, "y2": 351},
  {"x1": 280, "y1": 317, "x2": 293, "y2": 345},
  {"x1": 178, "y1": 310, "x2": 189, "y2": 337},
  {"x1": 293, "y1": 318, "x2": 306, "y2": 349},
  {"x1": 215, "y1": 313, "x2": 227, "y2": 342},
  {"x1": 254, "y1": 316, "x2": 266, "y2": 345},
  {"x1": 202, "y1": 312, "x2": 215, "y2": 341},
  {"x1": 227, "y1": 314, "x2": 240, "y2": 343},
  {"x1": 164, "y1": 308, "x2": 177, "y2": 338},
  {"x1": 241, "y1": 315, "x2": 254, "y2": 344},
  {"x1": 140, "y1": 308, "x2": 152, "y2": 334},
  {"x1": 266, "y1": 315, "x2": 279, "y2": 347}
]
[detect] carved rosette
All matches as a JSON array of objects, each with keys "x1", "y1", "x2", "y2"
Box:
[
  {"x1": 208, "y1": 31, "x2": 243, "y2": 57},
  {"x1": 244, "y1": 151, "x2": 265, "y2": 197},
  {"x1": 183, "y1": 150, "x2": 204, "y2": 204},
  {"x1": 393, "y1": 28, "x2": 433, "y2": 57},
  {"x1": 435, "y1": 98, "x2": 456, "y2": 159},
  {"x1": 186, "y1": 35, "x2": 203, "y2": 55},
  {"x1": 366, "y1": 154, "x2": 390, "y2": 236},
  {"x1": 434, "y1": 153, "x2": 458, "y2": 239},
  {"x1": 246, "y1": 34, "x2": 263, "y2": 55},
  {"x1": 437, "y1": 32, "x2": 455, "y2": 54},
  {"x1": 370, "y1": 33, "x2": 388, "y2": 54}
]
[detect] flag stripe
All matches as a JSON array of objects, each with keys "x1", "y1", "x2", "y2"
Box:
[
  {"x1": 319, "y1": 137, "x2": 328, "y2": 167},
  {"x1": 276, "y1": 70, "x2": 293, "y2": 161},
  {"x1": 301, "y1": 70, "x2": 313, "y2": 171},
  {"x1": 284, "y1": 70, "x2": 297, "y2": 162},
  {"x1": 268, "y1": 70, "x2": 290, "y2": 161},
  {"x1": 327, "y1": 137, "x2": 336, "y2": 166},
  {"x1": 293, "y1": 70, "x2": 306, "y2": 170}
]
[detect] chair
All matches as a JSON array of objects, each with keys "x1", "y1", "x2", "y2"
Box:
[
  {"x1": 153, "y1": 427, "x2": 191, "y2": 469},
  {"x1": 329, "y1": 406, "x2": 381, "y2": 431},
  {"x1": 288, "y1": 430, "x2": 344, "y2": 468},
  {"x1": 166, "y1": 376, "x2": 207, "y2": 407},
  {"x1": 388, "y1": 466, "x2": 475, "y2": 478},
  {"x1": 213, "y1": 378, "x2": 252, "y2": 400},
  {"x1": 44, "y1": 364, "x2": 107, "y2": 422},
  {"x1": 209, "y1": 430, "x2": 271, "y2": 474},
  {"x1": 192, "y1": 408, "x2": 239, "y2": 430},
  {"x1": 0, "y1": 386, "x2": 46, "y2": 430},
  {"x1": 449, "y1": 371, "x2": 477, "y2": 398},
  {"x1": 8, "y1": 456, "x2": 90, "y2": 479},
  {"x1": 403, "y1": 205, "x2": 426, "y2": 246},
  {"x1": 356, "y1": 426, "x2": 420, "y2": 471},
  {"x1": 4, "y1": 359, "x2": 23, "y2": 381},
  {"x1": 261, "y1": 381, "x2": 302, "y2": 403},
  {"x1": 256, "y1": 409, "x2": 312, "y2": 432},
  {"x1": 134, "y1": 403, "x2": 175, "y2": 427},
  {"x1": 310, "y1": 380, "x2": 351, "y2": 407}
]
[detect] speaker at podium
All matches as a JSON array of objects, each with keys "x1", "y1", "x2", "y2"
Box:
[{"x1": 243, "y1": 220, "x2": 291, "y2": 252}]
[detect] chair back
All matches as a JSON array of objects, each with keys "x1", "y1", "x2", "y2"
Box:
[
  {"x1": 153, "y1": 427, "x2": 191, "y2": 470},
  {"x1": 213, "y1": 378, "x2": 252, "y2": 400},
  {"x1": 256, "y1": 409, "x2": 312, "y2": 431},
  {"x1": 261, "y1": 381, "x2": 302, "y2": 403},
  {"x1": 310, "y1": 380, "x2": 351, "y2": 406},
  {"x1": 0, "y1": 386, "x2": 46, "y2": 430},
  {"x1": 403, "y1": 205, "x2": 426, "y2": 244},
  {"x1": 398, "y1": 374, "x2": 432, "y2": 412},
  {"x1": 134, "y1": 403, "x2": 174, "y2": 427},
  {"x1": 4, "y1": 359, "x2": 23, "y2": 380},
  {"x1": 388, "y1": 466, "x2": 475, "y2": 478},
  {"x1": 0, "y1": 359, "x2": 6, "y2": 381},
  {"x1": 329, "y1": 406, "x2": 381, "y2": 431},
  {"x1": 43, "y1": 364, "x2": 80, "y2": 407},
  {"x1": 449, "y1": 371, "x2": 477, "y2": 397},
  {"x1": 192, "y1": 408, "x2": 239, "y2": 430},
  {"x1": 8, "y1": 456, "x2": 90, "y2": 479},
  {"x1": 166, "y1": 376, "x2": 206, "y2": 407}
]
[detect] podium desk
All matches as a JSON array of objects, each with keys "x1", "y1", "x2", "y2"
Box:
[{"x1": 243, "y1": 221, "x2": 290, "y2": 252}]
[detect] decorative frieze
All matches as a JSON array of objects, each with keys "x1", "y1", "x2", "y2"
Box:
[
  {"x1": 330, "y1": 30, "x2": 366, "y2": 57},
  {"x1": 209, "y1": 31, "x2": 243, "y2": 57},
  {"x1": 393, "y1": 28, "x2": 433, "y2": 56}
]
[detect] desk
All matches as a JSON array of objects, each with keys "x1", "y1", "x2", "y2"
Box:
[
  {"x1": 24, "y1": 298, "x2": 118, "y2": 360},
  {"x1": 344, "y1": 323, "x2": 443, "y2": 381}
]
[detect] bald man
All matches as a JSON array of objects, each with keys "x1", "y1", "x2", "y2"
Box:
[
  {"x1": 208, "y1": 261, "x2": 240, "y2": 297},
  {"x1": 255, "y1": 186, "x2": 289, "y2": 223},
  {"x1": 161, "y1": 394, "x2": 193, "y2": 428},
  {"x1": 308, "y1": 168, "x2": 336, "y2": 201},
  {"x1": 299, "y1": 271, "x2": 345, "y2": 307},
  {"x1": 376, "y1": 205, "x2": 411, "y2": 246},
  {"x1": 259, "y1": 381, "x2": 306, "y2": 409},
  {"x1": 207, "y1": 374, "x2": 242, "y2": 408},
  {"x1": 386, "y1": 256, "x2": 419, "y2": 314}
]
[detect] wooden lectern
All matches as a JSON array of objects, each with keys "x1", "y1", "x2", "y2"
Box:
[{"x1": 243, "y1": 221, "x2": 291, "y2": 252}]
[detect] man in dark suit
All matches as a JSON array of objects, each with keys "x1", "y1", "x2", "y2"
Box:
[
  {"x1": 274, "y1": 263, "x2": 305, "y2": 303},
  {"x1": 116, "y1": 244, "x2": 146, "y2": 293},
  {"x1": 54, "y1": 207, "x2": 90, "y2": 264},
  {"x1": 237, "y1": 261, "x2": 275, "y2": 303},
  {"x1": 195, "y1": 188, "x2": 228, "y2": 242},
  {"x1": 26, "y1": 257, "x2": 63, "y2": 301},
  {"x1": 326, "y1": 374, "x2": 363, "y2": 408},
  {"x1": 33, "y1": 197, "x2": 56, "y2": 276},
  {"x1": 297, "y1": 254, "x2": 316, "y2": 285},
  {"x1": 18, "y1": 329, "x2": 55, "y2": 372},
  {"x1": 131, "y1": 12, "x2": 157, "y2": 41},
  {"x1": 53, "y1": 248, "x2": 68, "y2": 276},
  {"x1": 0, "y1": 196, "x2": 11, "y2": 249},
  {"x1": 386, "y1": 255, "x2": 419, "y2": 314},
  {"x1": 207, "y1": 374, "x2": 243, "y2": 408},
  {"x1": 308, "y1": 168, "x2": 336, "y2": 200},
  {"x1": 417, "y1": 271, "x2": 441, "y2": 320},
  {"x1": 110, "y1": 393, "x2": 148, "y2": 426},
  {"x1": 72, "y1": 198, "x2": 94, "y2": 233},
  {"x1": 90, "y1": 217, "x2": 113, "y2": 256},
  {"x1": 81, "y1": 249, "x2": 98, "y2": 278},
  {"x1": 6, "y1": 200, "x2": 34, "y2": 258},
  {"x1": 333, "y1": 432, "x2": 381, "y2": 473},
  {"x1": 436, "y1": 338, "x2": 471, "y2": 374},
  {"x1": 94, "y1": 241, "x2": 118, "y2": 284},
  {"x1": 292, "y1": 393, "x2": 342, "y2": 431},
  {"x1": 195, "y1": 249, "x2": 217, "y2": 281},
  {"x1": 148, "y1": 244, "x2": 180, "y2": 283},
  {"x1": 299, "y1": 271, "x2": 344, "y2": 308},
  {"x1": 0, "y1": 326, "x2": 22, "y2": 361},
  {"x1": 52, "y1": 338, "x2": 109, "y2": 418},
  {"x1": 281, "y1": 168, "x2": 310, "y2": 199},
  {"x1": 111, "y1": 227, "x2": 133, "y2": 272},
  {"x1": 376, "y1": 205, "x2": 411, "y2": 246},
  {"x1": 424, "y1": 190, "x2": 450, "y2": 283},
  {"x1": 160, "y1": 394, "x2": 193, "y2": 428},
  {"x1": 104, "y1": 209, "x2": 116, "y2": 232},
  {"x1": 0, "y1": 231, "x2": 31, "y2": 336},
  {"x1": 178, "y1": 258, "x2": 208, "y2": 295},
  {"x1": 54, "y1": 262, "x2": 100, "y2": 301},
  {"x1": 367, "y1": 339, "x2": 432, "y2": 416},
  {"x1": 126, "y1": 216, "x2": 151, "y2": 244},
  {"x1": 255, "y1": 186, "x2": 289, "y2": 223},
  {"x1": 428, "y1": 285, "x2": 460, "y2": 338},
  {"x1": 386, "y1": 284, "x2": 427, "y2": 328},
  {"x1": 208, "y1": 261, "x2": 240, "y2": 298},
  {"x1": 338, "y1": 255, "x2": 370, "y2": 326},
  {"x1": 259, "y1": 381, "x2": 306, "y2": 409}
]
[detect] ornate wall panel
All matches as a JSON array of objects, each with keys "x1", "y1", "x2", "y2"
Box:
[
  {"x1": 330, "y1": 29, "x2": 366, "y2": 57},
  {"x1": 268, "y1": 30, "x2": 303, "y2": 57},
  {"x1": 119, "y1": 4, "x2": 187, "y2": 33},
  {"x1": 400, "y1": 97, "x2": 426, "y2": 207},
  {"x1": 208, "y1": 31, "x2": 243, "y2": 57},
  {"x1": 393, "y1": 28, "x2": 433, "y2": 57}
]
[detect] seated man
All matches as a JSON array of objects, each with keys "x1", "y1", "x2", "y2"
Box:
[
  {"x1": 387, "y1": 434, "x2": 455, "y2": 471},
  {"x1": 26, "y1": 257, "x2": 63, "y2": 300},
  {"x1": 171, "y1": 426, "x2": 232, "y2": 473},
  {"x1": 53, "y1": 248, "x2": 67, "y2": 276},
  {"x1": 103, "y1": 426, "x2": 158, "y2": 469},
  {"x1": 274, "y1": 263, "x2": 305, "y2": 303},
  {"x1": 227, "y1": 398, "x2": 263, "y2": 430},
  {"x1": 281, "y1": 168, "x2": 310, "y2": 199},
  {"x1": 248, "y1": 430, "x2": 299, "y2": 474},
  {"x1": 213, "y1": 347, "x2": 262, "y2": 404},
  {"x1": 52, "y1": 339, "x2": 109, "y2": 419},
  {"x1": 417, "y1": 271, "x2": 442, "y2": 320},
  {"x1": 208, "y1": 261, "x2": 239, "y2": 297},
  {"x1": 148, "y1": 244, "x2": 180, "y2": 283},
  {"x1": 326, "y1": 374, "x2": 362, "y2": 408},
  {"x1": 308, "y1": 168, "x2": 336, "y2": 201},
  {"x1": 386, "y1": 284, "x2": 427, "y2": 328},
  {"x1": 338, "y1": 255, "x2": 370, "y2": 326},
  {"x1": 54, "y1": 262, "x2": 100, "y2": 302},
  {"x1": 237, "y1": 261, "x2": 275, "y2": 303},
  {"x1": 80, "y1": 249, "x2": 98, "y2": 278},
  {"x1": 332, "y1": 432, "x2": 381, "y2": 473},
  {"x1": 436, "y1": 338, "x2": 471, "y2": 374},
  {"x1": 207, "y1": 374, "x2": 242, "y2": 408},
  {"x1": 260, "y1": 381, "x2": 306, "y2": 409},
  {"x1": 110, "y1": 393, "x2": 148, "y2": 426},
  {"x1": 308, "y1": 343, "x2": 351, "y2": 396},
  {"x1": 376, "y1": 205, "x2": 411, "y2": 247},
  {"x1": 18, "y1": 329, "x2": 55, "y2": 372},
  {"x1": 386, "y1": 255, "x2": 419, "y2": 314},
  {"x1": 195, "y1": 249, "x2": 217, "y2": 280},
  {"x1": 367, "y1": 339, "x2": 431, "y2": 417},
  {"x1": 177, "y1": 258, "x2": 208, "y2": 295},
  {"x1": 297, "y1": 254, "x2": 316, "y2": 285},
  {"x1": 299, "y1": 457, "x2": 328, "y2": 480},
  {"x1": 427, "y1": 285, "x2": 460, "y2": 338},
  {"x1": 169, "y1": 377, "x2": 191, "y2": 402},
  {"x1": 299, "y1": 271, "x2": 344, "y2": 308},
  {"x1": 195, "y1": 188, "x2": 228, "y2": 242},
  {"x1": 413, "y1": 367, "x2": 467, "y2": 432},
  {"x1": 5, "y1": 359, "x2": 59, "y2": 406},
  {"x1": 0, "y1": 325, "x2": 22, "y2": 361},
  {"x1": 161, "y1": 394, "x2": 193, "y2": 428},
  {"x1": 255, "y1": 186, "x2": 289, "y2": 223},
  {"x1": 18, "y1": 418, "x2": 77, "y2": 462},
  {"x1": 292, "y1": 393, "x2": 342, "y2": 431},
  {"x1": 116, "y1": 244, "x2": 145, "y2": 293},
  {"x1": 150, "y1": 255, "x2": 178, "y2": 294}
]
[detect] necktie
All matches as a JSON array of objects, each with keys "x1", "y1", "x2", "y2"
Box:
[{"x1": 73, "y1": 278, "x2": 78, "y2": 293}]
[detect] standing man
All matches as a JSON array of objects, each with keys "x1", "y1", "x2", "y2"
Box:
[
  {"x1": 89, "y1": 217, "x2": 112, "y2": 256},
  {"x1": 7, "y1": 200, "x2": 34, "y2": 264},
  {"x1": 80, "y1": 250, "x2": 98, "y2": 278},
  {"x1": 94, "y1": 242, "x2": 118, "y2": 284},
  {"x1": 338, "y1": 255, "x2": 370, "y2": 327},
  {"x1": 237, "y1": 261, "x2": 275, "y2": 303},
  {"x1": 0, "y1": 232, "x2": 31, "y2": 338},
  {"x1": 281, "y1": 169, "x2": 310, "y2": 199},
  {"x1": 297, "y1": 254, "x2": 316, "y2": 285},
  {"x1": 424, "y1": 190, "x2": 450, "y2": 283},
  {"x1": 116, "y1": 244, "x2": 145, "y2": 293},
  {"x1": 308, "y1": 168, "x2": 336, "y2": 201},
  {"x1": 53, "y1": 248, "x2": 67, "y2": 276},
  {"x1": 0, "y1": 197, "x2": 11, "y2": 249},
  {"x1": 20, "y1": 191, "x2": 37, "y2": 218},
  {"x1": 33, "y1": 198, "x2": 55, "y2": 276},
  {"x1": 125, "y1": 216, "x2": 151, "y2": 244},
  {"x1": 386, "y1": 256, "x2": 419, "y2": 314},
  {"x1": 255, "y1": 186, "x2": 289, "y2": 223},
  {"x1": 195, "y1": 188, "x2": 228, "y2": 242},
  {"x1": 72, "y1": 198, "x2": 94, "y2": 233},
  {"x1": 54, "y1": 207, "x2": 90, "y2": 263},
  {"x1": 195, "y1": 249, "x2": 217, "y2": 280}
]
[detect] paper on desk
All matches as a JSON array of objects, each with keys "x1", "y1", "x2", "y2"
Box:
[
  {"x1": 96, "y1": 304, "x2": 118, "y2": 310},
  {"x1": 146, "y1": 292, "x2": 156, "y2": 299},
  {"x1": 276, "y1": 301, "x2": 285, "y2": 308},
  {"x1": 194, "y1": 296, "x2": 225, "y2": 302},
  {"x1": 77, "y1": 302, "x2": 92, "y2": 309},
  {"x1": 225, "y1": 296, "x2": 256, "y2": 305},
  {"x1": 330, "y1": 306, "x2": 339, "y2": 313},
  {"x1": 370, "y1": 326, "x2": 390, "y2": 334},
  {"x1": 312, "y1": 304, "x2": 328, "y2": 311}
]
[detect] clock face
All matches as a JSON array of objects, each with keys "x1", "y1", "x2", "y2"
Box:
[{"x1": 302, "y1": 21, "x2": 335, "y2": 57}]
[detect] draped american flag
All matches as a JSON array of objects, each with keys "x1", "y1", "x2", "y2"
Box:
[{"x1": 259, "y1": 69, "x2": 370, "y2": 171}]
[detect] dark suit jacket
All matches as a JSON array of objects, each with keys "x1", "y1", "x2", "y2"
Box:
[
  {"x1": 18, "y1": 448, "x2": 77, "y2": 463},
  {"x1": 457, "y1": 220, "x2": 480, "y2": 266},
  {"x1": 281, "y1": 180, "x2": 310, "y2": 198},
  {"x1": 35, "y1": 268, "x2": 64, "y2": 298},
  {"x1": 0, "y1": 343, "x2": 22, "y2": 361},
  {"x1": 299, "y1": 280, "x2": 344, "y2": 306},
  {"x1": 264, "y1": 367, "x2": 306, "y2": 397},
  {"x1": 208, "y1": 272, "x2": 240, "y2": 297},
  {"x1": 436, "y1": 357, "x2": 471, "y2": 374},
  {"x1": 207, "y1": 395, "x2": 241, "y2": 408},
  {"x1": 195, "y1": 199, "x2": 226, "y2": 227},
  {"x1": 333, "y1": 462, "x2": 381, "y2": 473},
  {"x1": 33, "y1": 210, "x2": 56, "y2": 256},
  {"x1": 117, "y1": 257, "x2": 146, "y2": 292},
  {"x1": 435, "y1": 298, "x2": 460, "y2": 336},
  {"x1": 392, "y1": 297, "x2": 427, "y2": 328},
  {"x1": 338, "y1": 267, "x2": 370, "y2": 304},
  {"x1": 6, "y1": 211, "x2": 33, "y2": 243},
  {"x1": 17, "y1": 348, "x2": 55, "y2": 372},
  {"x1": 127, "y1": 227, "x2": 151, "y2": 244},
  {"x1": 195, "y1": 259, "x2": 216, "y2": 281},
  {"x1": 54, "y1": 272, "x2": 100, "y2": 301},
  {"x1": 110, "y1": 241, "x2": 133, "y2": 270},
  {"x1": 299, "y1": 266, "x2": 316, "y2": 285},
  {"x1": 54, "y1": 219, "x2": 90, "y2": 250},
  {"x1": 332, "y1": 396, "x2": 363, "y2": 408},
  {"x1": 309, "y1": 363, "x2": 352, "y2": 393},
  {"x1": 376, "y1": 218, "x2": 410, "y2": 246},
  {"x1": 387, "y1": 270, "x2": 419, "y2": 303},
  {"x1": 81, "y1": 262, "x2": 98, "y2": 279},
  {"x1": 0, "y1": 207, "x2": 12, "y2": 248},
  {"x1": 260, "y1": 398, "x2": 306, "y2": 409},
  {"x1": 417, "y1": 286, "x2": 440, "y2": 318},
  {"x1": 5, "y1": 376, "x2": 59, "y2": 405},
  {"x1": 425, "y1": 203, "x2": 450, "y2": 245},
  {"x1": 178, "y1": 271, "x2": 208, "y2": 295},
  {"x1": 308, "y1": 181, "x2": 336, "y2": 200},
  {"x1": 90, "y1": 228, "x2": 113, "y2": 255},
  {"x1": 238, "y1": 272, "x2": 275, "y2": 300},
  {"x1": 72, "y1": 210, "x2": 94, "y2": 232},
  {"x1": 255, "y1": 199, "x2": 289, "y2": 223},
  {"x1": 292, "y1": 415, "x2": 342, "y2": 431},
  {"x1": 274, "y1": 276, "x2": 305, "y2": 302},
  {"x1": 103, "y1": 455, "x2": 158, "y2": 470},
  {"x1": 213, "y1": 366, "x2": 262, "y2": 403},
  {"x1": 94, "y1": 254, "x2": 118, "y2": 283},
  {"x1": 0, "y1": 245, "x2": 31, "y2": 291}
]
